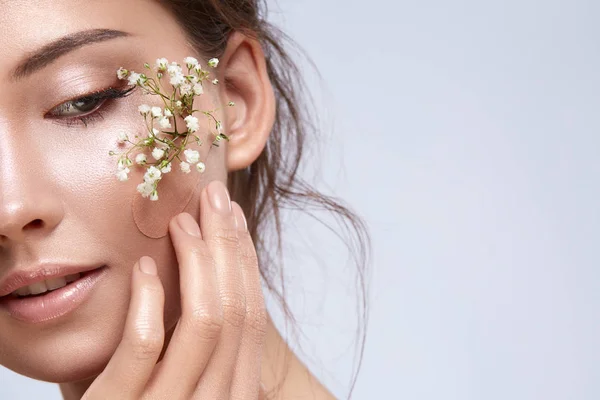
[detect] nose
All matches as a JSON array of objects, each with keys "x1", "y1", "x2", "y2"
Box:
[
  {"x1": 0, "y1": 199, "x2": 63, "y2": 243},
  {"x1": 0, "y1": 141, "x2": 64, "y2": 245}
]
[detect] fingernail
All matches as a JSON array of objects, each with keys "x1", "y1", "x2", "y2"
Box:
[
  {"x1": 138, "y1": 256, "x2": 157, "y2": 275},
  {"x1": 232, "y1": 202, "x2": 248, "y2": 232},
  {"x1": 207, "y1": 180, "x2": 232, "y2": 215},
  {"x1": 176, "y1": 213, "x2": 201, "y2": 237}
]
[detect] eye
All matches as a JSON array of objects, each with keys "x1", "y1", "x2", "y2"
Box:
[
  {"x1": 46, "y1": 86, "x2": 136, "y2": 127},
  {"x1": 53, "y1": 97, "x2": 104, "y2": 116}
]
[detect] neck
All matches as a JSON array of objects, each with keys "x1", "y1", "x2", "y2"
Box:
[{"x1": 59, "y1": 313, "x2": 334, "y2": 400}]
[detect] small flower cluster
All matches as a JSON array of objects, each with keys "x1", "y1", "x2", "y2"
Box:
[{"x1": 110, "y1": 56, "x2": 234, "y2": 201}]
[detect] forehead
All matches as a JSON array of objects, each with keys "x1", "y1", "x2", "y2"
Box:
[{"x1": 0, "y1": 0, "x2": 189, "y2": 76}]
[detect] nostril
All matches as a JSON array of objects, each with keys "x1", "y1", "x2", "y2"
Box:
[{"x1": 24, "y1": 219, "x2": 44, "y2": 230}]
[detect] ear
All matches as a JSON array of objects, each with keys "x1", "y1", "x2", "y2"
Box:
[{"x1": 216, "y1": 31, "x2": 276, "y2": 172}]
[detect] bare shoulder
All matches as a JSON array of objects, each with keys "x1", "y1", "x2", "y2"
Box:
[{"x1": 261, "y1": 316, "x2": 338, "y2": 399}]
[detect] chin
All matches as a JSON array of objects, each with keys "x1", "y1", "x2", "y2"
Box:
[
  {"x1": 0, "y1": 298, "x2": 129, "y2": 383},
  {"x1": 2, "y1": 335, "x2": 118, "y2": 383}
]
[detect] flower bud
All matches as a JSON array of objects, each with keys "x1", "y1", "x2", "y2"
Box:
[
  {"x1": 117, "y1": 67, "x2": 129, "y2": 80},
  {"x1": 135, "y1": 154, "x2": 147, "y2": 165}
]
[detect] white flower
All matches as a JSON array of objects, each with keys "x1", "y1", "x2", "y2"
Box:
[
  {"x1": 168, "y1": 63, "x2": 185, "y2": 87},
  {"x1": 144, "y1": 166, "x2": 162, "y2": 184},
  {"x1": 167, "y1": 62, "x2": 181, "y2": 74},
  {"x1": 150, "y1": 190, "x2": 159, "y2": 201},
  {"x1": 117, "y1": 132, "x2": 128, "y2": 144},
  {"x1": 212, "y1": 79, "x2": 219, "y2": 85},
  {"x1": 152, "y1": 147, "x2": 165, "y2": 160},
  {"x1": 184, "y1": 57, "x2": 199, "y2": 68},
  {"x1": 180, "y1": 161, "x2": 191, "y2": 174},
  {"x1": 137, "y1": 181, "x2": 154, "y2": 198},
  {"x1": 128, "y1": 72, "x2": 141, "y2": 86},
  {"x1": 155, "y1": 58, "x2": 168, "y2": 72},
  {"x1": 161, "y1": 162, "x2": 172, "y2": 174},
  {"x1": 151, "y1": 128, "x2": 160, "y2": 137},
  {"x1": 151, "y1": 107, "x2": 162, "y2": 118},
  {"x1": 158, "y1": 116, "x2": 172, "y2": 129},
  {"x1": 180, "y1": 82, "x2": 193, "y2": 96},
  {"x1": 116, "y1": 167, "x2": 130, "y2": 181},
  {"x1": 138, "y1": 104, "x2": 151, "y2": 115},
  {"x1": 175, "y1": 100, "x2": 183, "y2": 109},
  {"x1": 135, "y1": 153, "x2": 147, "y2": 165},
  {"x1": 164, "y1": 108, "x2": 173, "y2": 118},
  {"x1": 193, "y1": 83, "x2": 204, "y2": 95},
  {"x1": 228, "y1": 101, "x2": 235, "y2": 107},
  {"x1": 184, "y1": 149, "x2": 200, "y2": 164},
  {"x1": 117, "y1": 67, "x2": 129, "y2": 80},
  {"x1": 196, "y1": 161, "x2": 206, "y2": 174},
  {"x1": 184, "y1": 115, "x2": 199, "y2": 133},
  {"x1": 171, "y1": 73, "x2": 185, "y2": 87},
  {"x1": 208, "y1": 58, "x2": 219, "y2": 68}
]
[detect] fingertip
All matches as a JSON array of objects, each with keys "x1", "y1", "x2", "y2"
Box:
[{"x1": 139, "y1": 256, "x2": 157, "y2": 275}]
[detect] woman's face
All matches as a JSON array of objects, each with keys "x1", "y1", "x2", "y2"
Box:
[{"x1": 0, "y1": 0, "x2": 236, "y2": 382}]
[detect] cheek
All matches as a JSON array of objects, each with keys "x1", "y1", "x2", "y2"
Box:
[
  {"x1": 131, "y1": 162, "x2": 202, "y2": 238},
  {"x1": 129, "y1": 94, "x2": 225, "y2": 239}
]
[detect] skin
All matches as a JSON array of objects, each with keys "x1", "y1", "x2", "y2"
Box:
[{"x1": 0, "y1": 0, "x2": 336, "y2": 398}]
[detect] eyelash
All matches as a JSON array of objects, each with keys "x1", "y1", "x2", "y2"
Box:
[{"x1": 46, "y1": 85, "x2": 136, "y2": 127}]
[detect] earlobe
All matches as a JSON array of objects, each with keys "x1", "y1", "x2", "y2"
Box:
[{"x1": 216, "y1": 32, "x2": 276, "y2": 172}]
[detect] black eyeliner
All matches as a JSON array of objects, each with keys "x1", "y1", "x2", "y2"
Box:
[{"x1": 77, "y1": 85, "x2": 136, "y2": 103}]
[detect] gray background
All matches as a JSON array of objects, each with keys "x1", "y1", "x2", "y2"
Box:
[{"x1": 1, "y1": 0, "x2": 598, "y2": 398}]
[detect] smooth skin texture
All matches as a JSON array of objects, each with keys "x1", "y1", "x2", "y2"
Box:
[{"x1": 0, "y1": 0, "x2": 335, "y2": 398}]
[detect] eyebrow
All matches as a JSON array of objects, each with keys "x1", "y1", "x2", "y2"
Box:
[{"x1": 11, "y1": 28, "x2": 131, "y2": 81}]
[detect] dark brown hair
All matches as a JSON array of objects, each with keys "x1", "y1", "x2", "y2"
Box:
[{"x1": 160, "y1": 1, "x2": 371, "y2": 398}]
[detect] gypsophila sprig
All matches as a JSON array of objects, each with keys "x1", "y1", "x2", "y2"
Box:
[{"x1": 110, "y1": 57, "x2": 233, "y2": 201}]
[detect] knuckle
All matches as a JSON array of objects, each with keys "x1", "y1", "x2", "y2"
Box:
[
  {"x1": 239, "y1": 246, "x2": 259, "y2": 267},
  {"x1": 209, "y1": 226, "x2": 240, "y2": 249},
  {"x1": 185, "y1": 305, "x2": 224, "y2": 341},
  {"x1": 245, "y1": 304, "x2": 268, "y2": 340},
  {"x1": 127, "y1": 329, "x2": 164, "y2": 360},
  {"x1": 221, "y1": 292, "x2": 247, "y2": 328},
  {"x1": 141, "y1": 281, "x2": 164, "y2": 297},
  {"x1": 188, "y1": 244, "x2": 215, "y2": 265}
]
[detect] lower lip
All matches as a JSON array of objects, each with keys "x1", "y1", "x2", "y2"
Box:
[{"x1": 0, "y1": 266, "x2": 107, "y2": 324}]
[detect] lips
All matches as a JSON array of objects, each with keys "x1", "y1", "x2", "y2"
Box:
[
  {"x1": 0, "y1": 266, "x2": 108, "y2": 324},
  {"x1": 0, "y1": 263, "x2": 105, "y2": 298}
]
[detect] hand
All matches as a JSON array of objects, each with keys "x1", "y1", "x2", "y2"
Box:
[{"x1": 83, "y1": 180, "x2": 268, "y2": 399}]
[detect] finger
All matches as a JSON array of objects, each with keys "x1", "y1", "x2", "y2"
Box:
[
  {"x1": 193, "y1": 180, "x2": 246, "y2": 399},
  {"x1": 229, "y1": 202, "x2": 268, "y2": 400},
  {"x1": 145, "y1": 212, "x2": 222, "y2": 399},
  {"x1": 83, "y1": 257, "x2": 165, "y2": 400}
]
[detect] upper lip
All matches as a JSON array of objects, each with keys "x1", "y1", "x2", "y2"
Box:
[{"x1": 0, "y1": 263, "x2": 104, "y2": 297}]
